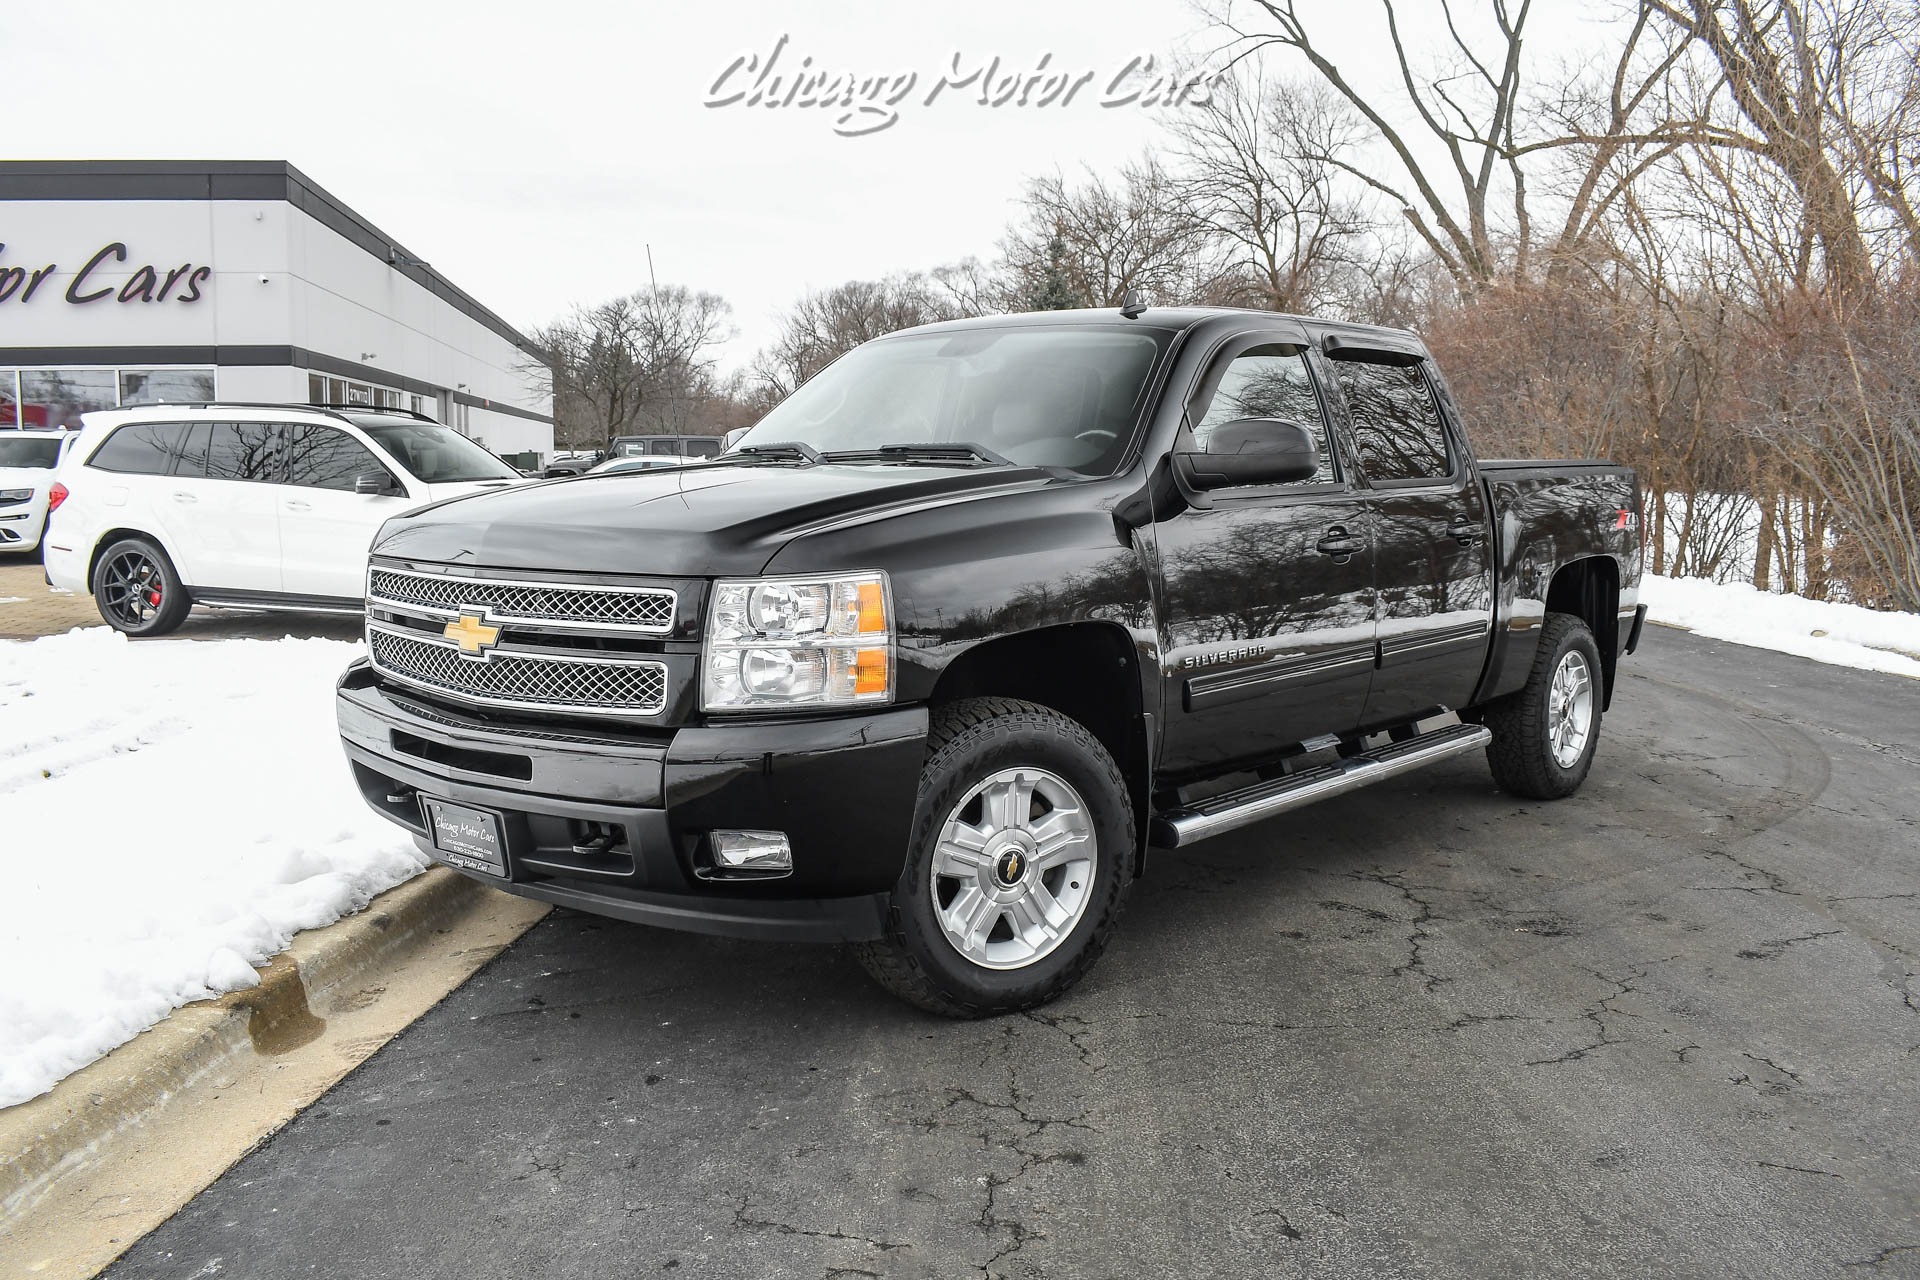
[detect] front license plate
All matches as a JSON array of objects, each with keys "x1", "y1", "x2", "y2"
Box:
[{"x1": 423, "y1": 798, "x2": 507, "y2": 876}]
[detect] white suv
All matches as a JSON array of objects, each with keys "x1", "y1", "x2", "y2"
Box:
[
  {"x1": 44, "y1": 404, "x2": 523, "y2": 635},
  {"x1": 0, "y1": 430, "x2": 80, "y2": 555}
]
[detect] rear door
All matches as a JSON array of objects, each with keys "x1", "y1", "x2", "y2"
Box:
[
  {"x1": 1153, "y1": 332, "x2": 1378, "y2": 777},
  {"x1": 1324, "y1": 349, "x2": 1494, "y2": 726},
  {"x1": 168, "y1": 422, "x2": 286, "y2": 592},
  {"x1": 279, "y1": 423, "x2": 415, "y2": 600}
]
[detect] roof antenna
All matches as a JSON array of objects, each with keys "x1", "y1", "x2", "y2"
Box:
[{"x1": 1119, "y1": 288, "x2": 1147, "y2": 319}]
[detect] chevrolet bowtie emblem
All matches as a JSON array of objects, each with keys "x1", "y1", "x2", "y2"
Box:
[{"x1": 444, "y1": 611, "x2": 502, "y2": 655}]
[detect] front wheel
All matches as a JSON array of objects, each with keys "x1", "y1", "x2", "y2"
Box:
[
  {"x1": 1483, "y1": 612, "x2": 1603, "y2": 799},
  {"x1": 854, "y1": 698, "x2": 1134, "y2": 1017}
]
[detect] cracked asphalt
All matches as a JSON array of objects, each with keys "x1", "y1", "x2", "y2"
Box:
[{"x1": 109, "y1": 629, "x2": 1920, "y2": 1279}]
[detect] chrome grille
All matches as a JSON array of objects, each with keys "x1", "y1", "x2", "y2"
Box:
[
  {"x1": 367, "y1": 625, "x2": 666, "y2": 717},
  {"x1": 367, "y1": 566, "x2": 675, "y2": 633}
]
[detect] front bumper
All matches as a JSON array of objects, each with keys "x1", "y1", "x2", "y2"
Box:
[
  {"x1": 336, "y1": 660, "x2": 928, "y2": 943},
  {"x1": 0, "y1": 504, "x2": 46, "y2": 552}
]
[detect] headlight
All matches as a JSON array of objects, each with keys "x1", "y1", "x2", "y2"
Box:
[
  {"x1": 0, "y1": 489, "x2": 33, "y2": 504},
  {"x1": 702, "y1": 571, "x2": 892, "y2": 710}
]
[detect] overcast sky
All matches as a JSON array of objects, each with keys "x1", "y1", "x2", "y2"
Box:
[{"x1": 10, "y1": 1, "x2": 1611, "y2": 372}]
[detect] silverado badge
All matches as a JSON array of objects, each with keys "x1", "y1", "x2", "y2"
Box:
[{"x1": 444, "y1": 611, "x2": 502, "y2": 656}]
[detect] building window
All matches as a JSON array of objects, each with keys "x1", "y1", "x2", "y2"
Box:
[
  {"x1": 307, "y1": 372, "x2": 414, "y2": 414},
  {"x1": 120, "y1": 369, "x2": 216, "y2": 406},
  {"x1": 0, "y1": 366, "x2": 217, "y2": 430}
]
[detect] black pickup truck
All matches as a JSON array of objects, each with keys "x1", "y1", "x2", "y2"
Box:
[{"x1": 337, "y1": 307, "x2": 1644, "y2": 1015}]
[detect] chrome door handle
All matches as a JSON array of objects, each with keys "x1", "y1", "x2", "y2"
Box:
[
  {"x1": 1448, "y1": 515, "x2": 1482, "y2": 546},
  {"x1": 1316, "y1": 525, "x2": 1359, "y2": 557},
  {"x1": 170, "y1": 492, "x2": 197, "y2": 503},
  {"x1": 284, "y1": 500, "x2": 311, "y2": 512}
]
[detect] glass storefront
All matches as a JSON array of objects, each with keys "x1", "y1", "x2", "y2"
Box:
[
  {"x1": 0, "y1": 367, "x2": 215, "y2": 429},
  {"x1": 305, "y1": 372, "x2": 427, "y2": 417}
]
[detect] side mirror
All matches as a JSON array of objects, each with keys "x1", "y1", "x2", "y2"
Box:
[
  {"x1": 354, "y1": 470, "x2": 397, "y2": 496},
  {"x1": 1173, "y1": 418, "x2": 1320, "y2": 490}
]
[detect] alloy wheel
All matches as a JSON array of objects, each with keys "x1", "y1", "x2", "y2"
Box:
[{"x1": 928, "y1": 766, "x2": 1097, "y2": 971}]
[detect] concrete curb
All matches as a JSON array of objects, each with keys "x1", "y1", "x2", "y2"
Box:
[{"x1": 0, "y1": 866, "x2": 507, "y2": 1222}]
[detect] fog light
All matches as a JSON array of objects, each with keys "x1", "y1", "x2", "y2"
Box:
[{"x1": 711, "y1": 830, "x2": 793, "y2": 873}]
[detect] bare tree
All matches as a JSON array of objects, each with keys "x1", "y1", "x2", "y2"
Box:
[
  {"x1": 528, "y1": 286, "x2": 734, "y2": 448},
  {"x1": 1000, "y1": 157, "x2": 1213, "y2": 306},
  {"x1": 1166, "y1": 73, "x2": 1374, "y2": 312}
]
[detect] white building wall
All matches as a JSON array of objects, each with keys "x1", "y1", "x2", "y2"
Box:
[{"x1": 0, "y1": 170, "x2": 551, "y2": 459}]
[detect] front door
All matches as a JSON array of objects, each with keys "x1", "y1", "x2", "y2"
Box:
[
  {"x1": 1153, "y1": 336, "x2": 1377, "y2": 778},
  {"x1": 1324, "y1": 353, "x2": 1495, "y2": 726}
]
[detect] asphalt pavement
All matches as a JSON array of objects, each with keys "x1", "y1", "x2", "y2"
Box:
[{"x1": 107, "y1": 628, "x2": 1920, "y2": 1279}]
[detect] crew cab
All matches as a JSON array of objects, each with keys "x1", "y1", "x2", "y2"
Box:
[
  {"x1": 336, "y1": 307, "x2": 1645, "y2": 1016},
  {"x1": 44, "y1": 404, "x2": 523, "y2": 634}
]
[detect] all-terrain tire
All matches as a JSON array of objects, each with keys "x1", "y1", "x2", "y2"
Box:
[
  {"x1": 1484, "y1": 612, "x2": 1603, "y2": 799},
  {"x1": 853, "y1": 697, "x2": 1135, "y2": 1017}
]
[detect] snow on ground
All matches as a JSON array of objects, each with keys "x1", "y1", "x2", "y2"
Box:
[
  {"x1": 0, "y1": 629, "x2": 424, "y2": 1109},
  {"x1": 0, "y1": 598, "x2": 24, "y2": 605},
  {"x1": 1643, "y1": 574, "x2": 1920, "y2": 679}
]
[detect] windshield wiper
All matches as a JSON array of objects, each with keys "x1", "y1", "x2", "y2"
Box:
[
  {"x1": 825, "y1": 442, "x2": 1013, "y2": 467},
  {"x1": 723, "y1": 441, "x2": 823, "y2": 464}
]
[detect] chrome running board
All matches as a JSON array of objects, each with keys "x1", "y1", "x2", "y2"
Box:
[{"x1": 1150, "y1": 723, "x2": 1492, "y2": 848}]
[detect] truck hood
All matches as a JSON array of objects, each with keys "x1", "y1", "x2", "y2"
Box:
[{"x1": 372, "y1": 462, "x2": 1054, "y2": 576}]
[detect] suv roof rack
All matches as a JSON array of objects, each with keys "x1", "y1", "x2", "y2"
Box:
[
  {"x1": 147, "y1": 402, "x2": 362, "y2": 426},
  {"x1": 312, "y1": 403, "x2": 441, "y2": 423},
  {"x1": 127, "y1": 402, "x2": 444, "y2": 426}
]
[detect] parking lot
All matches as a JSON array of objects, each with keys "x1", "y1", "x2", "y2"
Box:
[
  {"x1": 95, "y1": 629, "x2": 1920, "y2": 1279},
  {"x1": 0, "y1": 559, "x2": 360, "y2": 642}
]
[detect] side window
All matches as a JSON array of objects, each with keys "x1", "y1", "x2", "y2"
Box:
[
  {"x1": 646, "y1": 438, "x2": 680, "y2": 456},
  {"x1": 173, "y1": 423, "x2": 212, "y2": 476},
  {"x1": 1334, "y1": 359, "x2": 1452, "y2": 483},
  {"x1": 286, "y1": 425, "x2": 390, "y2": 491},
  {"x1": 684, "y1": 438, "x2": 721, "y2": 458},
  {"x1": 1192, "y1": 345, "x2": 1338, "y2": 484},
  {"x1": 87, "y1": 423, "x2": 192, "y2": 475},
  {"x1": 206, "y1": 423, "x2": 287, "y2": 482}
]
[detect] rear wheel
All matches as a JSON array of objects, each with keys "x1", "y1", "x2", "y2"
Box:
[
  {"x1": 1484, "y1": 612, "x2": 1602, "y2": 799},
  {"x1": 93, "y1": 537, "x2": 191, "y2": 637},
  {"x1": 854, "y1": 697, "x2": 1134, "y2": 1017}
]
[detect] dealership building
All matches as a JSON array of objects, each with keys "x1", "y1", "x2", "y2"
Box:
[{"x1": 0, "y1": 160, "x2": 552, "y2": 465}]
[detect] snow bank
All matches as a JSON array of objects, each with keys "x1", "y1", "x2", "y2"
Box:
[
  {"x1": 0, "y1": 629, "x2": 424, "y2": 1108},
  {"x1": 1642, "y1": 574, "x2": 1920, "y2": 679}
]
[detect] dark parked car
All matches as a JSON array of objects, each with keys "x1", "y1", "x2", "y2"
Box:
[
  {"x1": 337, "y1": 306, "x2": 1644, "y2": 1016},
  {"x1": 607, "y1": 434, "x2": 723, "y2": 462},
  {"x1": 540, "y1": 451, "x2": 603, "y2": 478}
]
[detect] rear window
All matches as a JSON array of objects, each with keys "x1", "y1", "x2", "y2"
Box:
[
  {"x1": 87, "y1": 423, "x2": 193, "y2": 475},
  {"x1": 1334, "y1": 360, "x2": 1453, "y2": 483},
  {"x1": 0, "y1": 436, "x2": 62, "y2": 469},
  {"x1": 205, "y1": 423, "x2": 287, "y2": 482}
]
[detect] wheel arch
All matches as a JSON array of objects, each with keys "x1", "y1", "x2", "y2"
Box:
[
  {"x1": 926, "y1": 621, "x2": 1153, "y2": 874},
  {"x1": 1545, "y1": 555, "x2": 1621, "y2": 708},
  {"x1": 88, "y1": 527, "x2": 189, "y2": 595}
]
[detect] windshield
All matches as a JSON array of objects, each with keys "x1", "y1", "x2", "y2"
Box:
[
  {"x1": 359, "y1": 422, "x2": 519, "y2": 483},
  {"x1": 0, "y1": 436, "x2": 61, "y2": 469},
  {"x1": 735, "y1": 326, "x2": 1170, "y2": 475}
]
